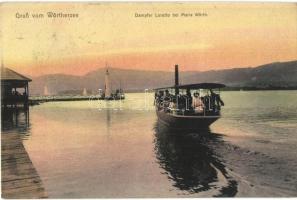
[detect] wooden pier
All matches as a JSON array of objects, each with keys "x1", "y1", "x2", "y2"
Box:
[
  {"x1": 1, "y1": 133, "x2": 47, "y2": 198},
  {"x1": 28, "y1": 95, "x2": 103, "y2": 105}
]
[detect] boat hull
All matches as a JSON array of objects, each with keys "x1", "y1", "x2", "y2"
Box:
[
  {"x1": 156, "y1": 109, "x2": 220, "y2": 130},
  {"x1": 98, "y1": 96, "x2": 125, "y2": 100}
]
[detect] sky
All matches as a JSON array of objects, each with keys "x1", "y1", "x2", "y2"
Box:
[{"x1": 1, "y1": 2, "x2": 297, "y2": 76}]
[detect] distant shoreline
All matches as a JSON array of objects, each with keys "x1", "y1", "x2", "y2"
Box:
[
  {"x1": 23, "y1": 89, "x2": 296, "y2": 106},
  {"x1": 221, "y1": 87, "x2": 297, "y2": 91},
  {"x1": 112, "y1": 88, "x2": 297, "y2": 93},
  {"x1": 29, "y1": 88, "x2": 297, "y2": 97}
]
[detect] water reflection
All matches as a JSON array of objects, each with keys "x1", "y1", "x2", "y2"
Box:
[
  {"x1": 1, "y1": 107, "x2": 30, "y2": 135},
  {"x1": 153, "y1": 120, "x2": 237, "y2": 197}
]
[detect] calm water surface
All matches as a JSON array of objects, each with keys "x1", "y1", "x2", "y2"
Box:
[{"x1": 2, "y1": 91, "x2": 297, "y2": 197}]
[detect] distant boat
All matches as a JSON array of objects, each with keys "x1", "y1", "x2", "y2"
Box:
[
  {"x1": 43, "y1": 86, "x2": 49, "y2": 96},
  {"x1": 82, "y1": 88, "x2": 87, "y2": 96},
  {"x1": 100, "y1": 68, "x2": 125, "y2": 100},
  {"x1": 154, "y1": 65, "x2": 225, "y2": 130}
]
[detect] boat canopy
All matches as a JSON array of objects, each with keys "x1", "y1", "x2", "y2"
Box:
[{"x1": 154, "y1": 83, "x2": 226, "y2": 90}]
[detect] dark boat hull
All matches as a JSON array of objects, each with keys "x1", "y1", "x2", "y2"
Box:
[
  {"x1": 98, "y1": 96, "x2": 125, "y2": 100},
  {"x1": 156, "y1": 109, "x2": 220, "y2": 130}
]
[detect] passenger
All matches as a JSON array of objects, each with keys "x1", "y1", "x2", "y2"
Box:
[
  {"x1": 204, "y1": 94, "x2": 210, "y2": 111},
  {"x1": 163, "y1": 90, "x2": 171, "y2": 108},
  {"x1": 164, "y1": 90, "x2": 171, "y2": 101},
  {"x1": 176, "y1": 94, "x2": 183, "y2": 110},
  {"x1": 154, "y1": 92, "x2": 158, "y2": 105},
  {"x1": 157, "y1": 91, "x2": 164, "y2": 109},
  {"x1": 192, "y1": 92, "x2": 205, "y2": 113},
  {"x1": 168, "y1": 93, "x2": 177, "y2": 113},
  {"x1": 185, "y1": 89, "x2": 193, "y2": 110},
  {"x1": 159, "y1": 91, "x2": 164, "y2": 101},
  {"x1": 210, "y1": 89, "x2": 224, "y2": 111}
]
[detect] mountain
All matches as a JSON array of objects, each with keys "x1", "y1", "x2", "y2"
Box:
[
  {"x1": 29, "y1": 60, "x2": 297, "y2": 95},
  {"x1": 182, "y1": 61, "x2": 297, "y2": 88}
]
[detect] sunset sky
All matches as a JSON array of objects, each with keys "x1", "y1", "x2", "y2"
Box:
[{"x1": 1, "y1": 3, "x2": 297, "y2": 76}]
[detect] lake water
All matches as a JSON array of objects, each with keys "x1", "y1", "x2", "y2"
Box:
[{"x1": 2, "y1": 91, "x2": 297, "y2": 197}]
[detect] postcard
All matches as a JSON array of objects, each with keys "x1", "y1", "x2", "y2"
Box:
[{"x1": 1, "y1": 2, "x2": 297, "y2": 198}]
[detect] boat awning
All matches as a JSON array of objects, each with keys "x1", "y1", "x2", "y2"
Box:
[{"x1": 154, "y1": 83, "x2": 226, "y2": 90}]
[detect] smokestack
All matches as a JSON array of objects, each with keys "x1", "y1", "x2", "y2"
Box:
[
  {"x1": 175, "y1": 64, "x2": 179, "y2": 86},
  {"x1": 175, "y1": 64, "x2": 179, "y2": 95}
]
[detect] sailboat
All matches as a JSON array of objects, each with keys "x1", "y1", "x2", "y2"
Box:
[
  {"x1": 43, "y1": 85, "x2": 49, "y2": 96},
  {"x1": 82, "y1": 88, "x2": 87, "y2": 96}
]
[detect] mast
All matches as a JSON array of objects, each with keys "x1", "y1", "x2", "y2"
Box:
[
  {"x1": 104, "y1": 68, "x2": 111, "y2": 98},
  {"x1": 120, "y1": 79, "x2": 122, "y2": 92}
]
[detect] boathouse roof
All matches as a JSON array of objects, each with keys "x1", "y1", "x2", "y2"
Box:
[{"x1": 1, "y1": 68, "x2": 32, "y2": 82}]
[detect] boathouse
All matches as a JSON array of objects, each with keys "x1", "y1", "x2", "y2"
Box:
[{"x1": 1, "y1": 67, "x2": 32, "y2": 107}]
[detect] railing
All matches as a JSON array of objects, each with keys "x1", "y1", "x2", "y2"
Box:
[
  {"x1": 1, "y1": 95, "x2": 29, "y2": 106},
  {"x1": 156, "y1": 96, "x2": 221, "y2": 116},
  {"x1": 2, "y1": 95, "x2": 28, "y2": 102}
]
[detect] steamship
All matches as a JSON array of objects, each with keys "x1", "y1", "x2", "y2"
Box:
[{"x1": 154, "y1": 65, "x2": 225, "y2": 130}]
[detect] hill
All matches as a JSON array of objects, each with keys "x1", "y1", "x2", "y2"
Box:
[{"x1": 29, "y1": 60, "x2": 297, "y2": 95}]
